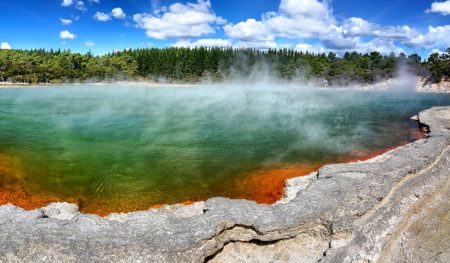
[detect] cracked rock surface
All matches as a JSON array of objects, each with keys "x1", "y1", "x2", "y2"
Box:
[{"x1": 1, "y1": 106, "x2": 450, "y2": 263}]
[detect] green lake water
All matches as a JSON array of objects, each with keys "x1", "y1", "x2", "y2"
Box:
[{"x1": 0, "y1": 84, "x2": 449, "y2": 213}]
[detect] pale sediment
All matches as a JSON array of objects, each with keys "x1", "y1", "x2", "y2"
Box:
[
  {"x1": 417, "y1": 79, "x2": 450, "y2": 93},
  {"x1": 1, "y1": 107, "x2": 450, "y2": 262}
]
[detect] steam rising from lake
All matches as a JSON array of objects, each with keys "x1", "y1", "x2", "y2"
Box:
[{"x1": 0, "y1": 84, "x2": 449, "y2": 213}]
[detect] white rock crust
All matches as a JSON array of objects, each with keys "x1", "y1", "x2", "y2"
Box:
[{"x1": 41, "y1": 202, "x2": 80, "y2": 220}]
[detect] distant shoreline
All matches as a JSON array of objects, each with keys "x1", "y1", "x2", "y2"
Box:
[
  {"x1": 416, "y1": 78, "x2": 450, "y2": 93},
  {"x1": 1, "y1": 79, "x2": 450, "y2": 93},
  {"x1": 0, "y1": 81, "x2": 198, "y2": 89}
]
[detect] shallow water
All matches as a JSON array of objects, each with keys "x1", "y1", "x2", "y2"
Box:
[{"x1": 0, "y1": 84, "x2": 449, "y2": 214}]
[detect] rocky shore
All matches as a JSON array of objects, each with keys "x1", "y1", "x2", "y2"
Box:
[
  {"x1": 2, "y1": 78, "x2": 450, "y2": 93},
  {"x1": 1, "y1": 107, "x2": 450, "y2": 262},
  {"x1": 417, "y1": 79, "x2": 450, "y2": 93}
]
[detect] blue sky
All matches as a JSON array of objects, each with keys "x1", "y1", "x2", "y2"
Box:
[{"x1": 1, "y1": 0, "x2": 450, "y2": 57}]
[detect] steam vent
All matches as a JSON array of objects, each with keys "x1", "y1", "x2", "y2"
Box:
[{"x1": 1, "y1": 106, "x2": 449, "y2": 262}]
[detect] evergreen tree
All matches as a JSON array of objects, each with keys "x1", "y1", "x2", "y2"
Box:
[{"x1": 0, "y1": 47, "x2": 448, "y2": 84}]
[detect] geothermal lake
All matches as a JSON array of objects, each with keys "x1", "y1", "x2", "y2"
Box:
[{"x1": 0, "y1": 84, "x2": 449, "y2": 215}]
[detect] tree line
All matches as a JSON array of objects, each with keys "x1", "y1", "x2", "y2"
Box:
[{"x1": 0, "y1": 47, "x2": 449, "y2": 85}]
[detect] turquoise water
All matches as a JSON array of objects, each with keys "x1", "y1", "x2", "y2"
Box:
[{"x1": 0, "y1": 84, "x2": 449, "y2": 213}]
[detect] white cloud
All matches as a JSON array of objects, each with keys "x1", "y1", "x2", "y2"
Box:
[
  {"x1": 426, "y1": 1, "x2": 450, "y2": 15},
  {"x1": 298, "y1": 38, "x2": 404, "y2": 56},
  {"x1": 93, "y1": 8, "x2": 126, "y2": 22},
  {"x1": 112, "y1": 7, "x2": 126, "y2": 19},
  {"x1": 319, "y1": 25, "x2": 359, "y2": 50},
  {"x1": 62, "y1": 0, "x2": 86, "y2": 11},
  {"x1": 224, "y1": 19, "x2": 274, "y2": 42},
  {"x1": 341, "y1": 17, "x2": 372, "y2": 36},
  {"x1": 172, "y1": 38, "x2": 232, "y2": 48},
  {"x1": 225, "y1": 0, "x2": 334, "y2": 44},
  {"x1": 234, "y1": 40, "x2": 278, "y2": 49},
  {"x1": 133, "y1": 0, "x2": 226, "y2": 39},
  {"x1": 76, "y1": 1, "x2": 87, "y2": 12},
  {"x1": 61, "y1": 0, "x2": 73, "y2": 7},
  {"x1": 224, "y1": 0, "x2": 362, "y2": 51},
  {"x1": 341, "y1": 18, "x2": 416, "y2": 41},
  {"x1": 1, "y1": 42, "x2": 11, "y2": 50},
  {"x1": 371, "y1": 25, "x2": 416, "y2": 41},
  {"x1": 430, "y1": 48, "x2": 446, "y2": 57},
  {"x1": 60, "y1": 30, "x2": 76, "y2": 40},
  {"x1": 272, "y1": 0, "x2": 335, "y2": 38},
  {"x1": 132, "y1": 0, "x2": 450, "y2": 53},
  {"x1": 85, "y1": 40, "x2": 96, "y2": 46},
  {"x1": 94, "y1": 12, "x2": 111, "y2": 21},
  {"x1": 295, "y1": 43, "x2": 325, "y2": 54},
  {"x1": 316, "y1": 37, "x2": 405, "y2": 56},
  {"x1": 279, "y1": 0, "x2": 333, "y2": 21},
  {"x1": 222, "y1": 0, "x2": 439, "y2": 53},
  {"x1": 61, "y1": 0, "x2": 87, "y2": 12},
  {"x1": 224, "y1": 0, "x2": 345, "y2": 52},
  {"x1": 89, "y1": 0, "x2": 100, "y2": 3},
  {"x1": 405, "y1": 25, "x2": 450, "y2": 49},
  {"x1": 355, "y1": 38, "x2": 405, "y2": 55},
  {"x1": 60, "y1": 18, "x2": 73, "y2": 25}
]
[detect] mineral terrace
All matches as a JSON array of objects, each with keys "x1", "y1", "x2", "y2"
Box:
[{"x1": 1, "y1": 106, "x2": 450, "y2": 263}]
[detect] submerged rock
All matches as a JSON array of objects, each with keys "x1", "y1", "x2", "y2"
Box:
[{"x1": 41, "y1": 202, "x2": 80, "y2": 220}]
